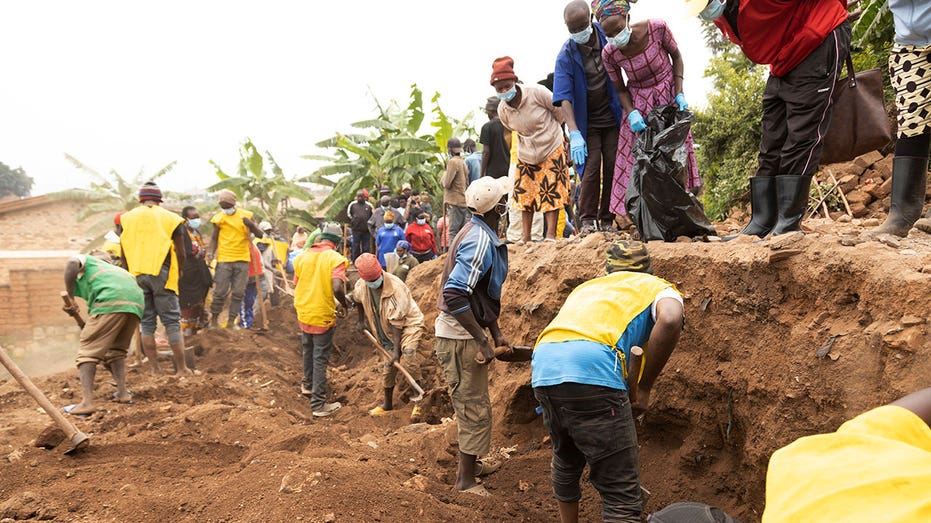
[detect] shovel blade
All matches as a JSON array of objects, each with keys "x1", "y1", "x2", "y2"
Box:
[
  {"x1": 64, "y1": 432, "x2": 90, "y2": 455},
  {"x1": 496, "y1": 346, "x2": 533, "y2": 363}
]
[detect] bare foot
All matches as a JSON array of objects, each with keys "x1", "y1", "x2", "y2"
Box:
[
  {"x1": 66, "y1": 402, "x2": 97, "y2": 415},
  {"x1": 174, "y1": 367, "x2": 195, "y2": 376}
]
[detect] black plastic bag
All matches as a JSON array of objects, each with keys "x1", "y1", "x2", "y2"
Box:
[{"x1": 625, "y1": 104, "x2": 716, "y2": 241}]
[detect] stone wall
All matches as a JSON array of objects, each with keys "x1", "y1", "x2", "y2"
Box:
[{"x1": 0, "y1": 196, "x2": 103, "y2": 251}]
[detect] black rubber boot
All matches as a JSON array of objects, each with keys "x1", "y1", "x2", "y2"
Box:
[
  {"x1": 724, "y1": 176, "x2": 776, "y2": 240},
  {"x1": 383, "y1": 387, "x2": 394, "y2": 411},
  {"x1": 771, "y1": 175, "x2": 813, "y2": 236},
  {"x1": 871, "y1": 156, "x2": 928, "y2": 237}
]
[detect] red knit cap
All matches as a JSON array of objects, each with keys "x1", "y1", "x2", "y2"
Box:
[
  {"x1": 490, "y1": 56, "x2": 518, "y2": 86},
  {"x1": 355, "y1": 253, "x2": 383, "y2": 282}
]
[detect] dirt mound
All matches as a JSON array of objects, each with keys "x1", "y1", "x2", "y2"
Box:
[{"x1": 2, "y1": 224, "x2": 931, "y2": 522}]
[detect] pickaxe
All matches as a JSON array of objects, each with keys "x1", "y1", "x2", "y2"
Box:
[{"x1": 363, "y1": 329, "x2": 424, "y2": 402}]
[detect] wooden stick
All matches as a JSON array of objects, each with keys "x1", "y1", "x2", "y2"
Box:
[
  {"x1": 827, "y1": 170, "x2": 853, "y2": 217},
  {"x1": 813, "y1": 180, "x2": 831, "y2": 219},
  {"x1": 253, "y1": 272, "x2": 268, "y2": 330},
  {"x1": 808, "y1": 180, "x2": 842, "y2": 219},
  {"x1": 0, "y1": 345, "x2": 89, "y2": 453},
  {"x1": 363, "y1": 329, "x2": 425, "y2": 401}
]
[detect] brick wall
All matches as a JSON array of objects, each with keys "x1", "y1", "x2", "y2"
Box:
[
  {"x1": 0, "y1": 256, "x2": 83, "y2": 340},
  {"x1": 0, "y1": 198, "x2": 105, "y2": 251}
]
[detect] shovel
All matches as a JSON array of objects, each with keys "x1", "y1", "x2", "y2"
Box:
[
  {"x1": 476, "y1": 345, "x2": 533, "y2": 364},
  {"x1": 0, "y1": 346, "x2": 90, "y2": 455},
  {"x1": 363, "y1": 330, "x2": 425, "y2": 402}
]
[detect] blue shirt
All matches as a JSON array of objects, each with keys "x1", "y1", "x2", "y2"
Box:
[
  {"x1": 889, "y1": 0, "x2": 931, "y2": 46},
  {"x1": 439, "y1": 216, "x2": 508, "y2": 326},
  {"x1": 531, "y1": 305, "x2": 654, "y2": 390},
  {"x1": 552, "y1": 22, "x2": 625, "y2": 139},
  {"x1": 465, "y1": 152, "x2": 483, "y2": 185},
  {"x1": 375, "y1": 226, "x2": 405, "y2": 267}
]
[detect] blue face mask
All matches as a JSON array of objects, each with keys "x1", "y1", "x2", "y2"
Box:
[
  {"x1": 381, "y1": 205, "x2": 389, "y2": 210},
  {"x1": 365, "y1": 275, "x2": 383, "y2": 289},
  {"x1": 416, "y1": 218, "x2": 426, "y2": 225},
  {"x1": 497, "y1": 87, "x2": 517, "y2": 102},
  {"x1": 385, "y1": 223, "x2": 395, "y2": 229},
  {"x1": 608, "y1": 24, "x2": 631, "y2": 48},
  {"x1": 222, "y1": 207, "x2": 236, "y2": 216},
  {"x1": 188, "y1": 218, "x2": 201, "y2": 229},
  {"x1": 570, "y1": 25, "x2": 593, "y2": 44},
  {"x1": 700, "y1": 0, "x2": 726, "y2": 21}
]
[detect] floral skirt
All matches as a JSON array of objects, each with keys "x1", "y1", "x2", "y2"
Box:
[
  {"x1": 514, "y1": 144, "x2": 570, "y2": 213},
  {"x1": 890, "y1": 44, "x2": 931, "y2": 138}
]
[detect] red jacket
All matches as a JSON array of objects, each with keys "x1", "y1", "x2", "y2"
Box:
[
  {"x1": 404, "y1": 222, "x2": 436, "y2": 255},
  {"x1": 714, "y1": 0, "x2": 848, "y2": 77},
  {"x1": 247, "y1": 243, "x2": 264, "y2": 278}
]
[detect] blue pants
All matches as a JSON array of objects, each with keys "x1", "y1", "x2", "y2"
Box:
[{"x1": 240, "y1": 282, "x2": 257, "y2": 328}]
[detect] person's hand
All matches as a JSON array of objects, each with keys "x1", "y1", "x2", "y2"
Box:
[
  {"x1": 474, "y1": 337, "x2": 497, "y2": 366},
  {"x1": 846, "y1": 0, "x2": 861, "y2": 22},
  {"x1": 674, "y1": 93, "x2": 688, "y2": 111},
  {"x1": 335, "y1": 302, "x2": 347, "y2": 318},
  {"x1": 355, "y1": 321, "x2": 365, "y2": 332},
  {"x1": 386, "y1": 351, "x2": 401, "y2": 368},
  {"x1": 568, "y1": 130, "x2": 587, "y2": 168},
  {"x1": 628, "y1": 110, "x2": 646, "y2": 133},
  {"x1": 196, "y1": 250, "x2": 207, "y2": 260},
  {"x1": 62, "y1": 305, "x2": 79, "y2": 315},
  {"x1": 492, "y1": 334, "x2": 509, "y2": 349},
  {"x1": 630, "y1": 387, "x2": 651, "y2": 417}
]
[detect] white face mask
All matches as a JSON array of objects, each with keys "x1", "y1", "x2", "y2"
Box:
[
  {"x1": 222, "y1": 207, "x2": 236, "y2": 215},
  {"x1": 608, "y1": 24, "x2": 631, "y2": 48},
  {"x1": 570, "y1": 25, "x2": 593, "y2": 44}
]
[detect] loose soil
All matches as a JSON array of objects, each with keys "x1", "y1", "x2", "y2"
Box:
[{"x1": 2, "y1": 223, "x2": 931, "y2": 522}]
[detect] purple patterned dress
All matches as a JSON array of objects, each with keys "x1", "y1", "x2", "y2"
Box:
[{"x1": 602, "y1": 19, "x2": 701, "y2": 216}]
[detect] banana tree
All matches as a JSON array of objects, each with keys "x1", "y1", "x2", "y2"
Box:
[
  {"x1": 304, "y1": 84, "x2": 476, "y2": 220},
  {"x1": 49, "y1": 154, "x2": 177, "y2": 251},
  {"x1": 209, "y1": 138, "x2": 312, "y2": 226}
]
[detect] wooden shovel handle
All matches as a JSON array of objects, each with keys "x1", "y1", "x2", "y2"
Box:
[
  {"x1": 627, "y1": 346, "x2": 644, "y2": 404},
  {"x1": 60, "y1": 292, "x2": 85, "y2": 329},
  {"x1": 0, "y1": 345, "x2": 83, "y2": 440},
  {"x1": 362, "y1": 330, "x2": 425, "y2": 400}
]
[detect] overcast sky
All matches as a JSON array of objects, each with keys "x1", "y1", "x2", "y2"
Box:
[{"x1": 0, "y1": 1, "x2": 712, "y2": 196}]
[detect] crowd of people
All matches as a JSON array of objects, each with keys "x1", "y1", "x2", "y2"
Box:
[{"x1": 57, "y1": 0, "x2": 931, "y2": 521}]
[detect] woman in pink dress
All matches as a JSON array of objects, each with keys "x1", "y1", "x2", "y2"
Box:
[{"x1": 594, "y1": 0, "x2": 700, "y2": 217}]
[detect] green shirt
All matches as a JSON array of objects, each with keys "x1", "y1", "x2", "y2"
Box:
[
  {"x1": 391, "y1": 254, "x2": 419, "y2": 282},
  {"x1": 73, "y1": 255, "x2": 145, "y2": 318}
]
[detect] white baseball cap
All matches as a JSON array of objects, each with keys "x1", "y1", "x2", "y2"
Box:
[
  {"x1": 259, "y1": 221, "x2": 273, "y2": 231},
  {"x1": 465, "y1": 176, "x2": 512, "y2": 215}
]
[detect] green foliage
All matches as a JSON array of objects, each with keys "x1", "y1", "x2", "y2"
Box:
[
  {"x1": 50, "y1": 155, "x2": 177, "y2": 251},
  {"x1": 851, "y1": 0, "x2": 893, "y2": 50},
  {"x1": 305, "y1": 84, "x2": 476, "y2": 220},
  {"x1": 693, "y1": 48, "x2": 766, "y2": 220},
  {"x1": 208, "y1": 139, "x2": 311, "y2": 226},
  {"x1": 0, "y1": 162, "x2": 34, "y2": 198}
]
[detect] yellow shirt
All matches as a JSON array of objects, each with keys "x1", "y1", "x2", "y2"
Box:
[
  {"x1": 292, "y1": 246, "x2": 348, "y2": 328},
  {"x1": 211, "y1": 208, "x2": 254, "y2": 263},
  {"x1": 763, "y1": 405, "x2": 931, "y2": 523},
  {"x1": 119, "y1": 205, "x2": 184, "y2": 293}
]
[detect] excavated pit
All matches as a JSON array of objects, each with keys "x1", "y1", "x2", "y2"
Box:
[{"x1": 2, "y1": 229, "x2": 930, "y2": 522}]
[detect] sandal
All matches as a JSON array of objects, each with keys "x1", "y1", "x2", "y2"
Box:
[
  {"x1": 475, "y1": 457, "x2": 502, "y2": 476},
  {"x1": 111, "y1": 392, "x2": 134, "y2": 404},
  {"x1": 459, "y1": 484, "x2": 490, "y2": 497}
]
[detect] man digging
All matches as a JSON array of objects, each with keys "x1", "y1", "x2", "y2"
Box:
[
  {"x1": 435, "y1": 175, "x2": 512, "y2": 496},
  {"x1": 62, "y1": 252, "x2": 145, "y2": 416},
  {"x1": 351, "y1": 253, "x2": 425, "y2": 421}
]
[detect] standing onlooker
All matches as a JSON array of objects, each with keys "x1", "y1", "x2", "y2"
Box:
[
  {"x1": 348, "y1": 190, "x2": 374, "y2": 261},
  {"x1": 240, "y1": 242, "x2": 265, "y2": 330},
  {"x1": 464, "y1": 138, "x2": 483, "y2": 185},
  {"x1": 442, "y1": 137, "x2": 471, "y2": 241},
  {"x1": 352, "y1": 253, "x2": 425, "y2": 418},
  {"x1": 179, "y1": 206, "x2": 212, "y2": 336},
  {"x1": 391, "y1": 241, "x2": 420, "y2": 282},
  {"x1": 874, "y1": 1, "x2": 931, "y2": 236},
  {"x1": 692, "y1": 0, "x2": 852, "y2": 237},
  {"x1": 480, "y1": 96, "x2": 512, "y2": 179},
  {"x1": 62, "y1": 253, "x2": 144, "y2": 415},
  {"x1": 208, "y1": 190, "x2": 265, "y2": 328},
  {"x1": 596, "y1": 1, "x2": 700, "y2": 221},
  {"x1": 533, "y1": 241, "x2": 683, "y2": 521},
  {"x1": 292, "y1": 223, "x2": 351, "y2": 417},
  {"x1": 555, "y1": 0, "x2": 625, "y2": 234},
  {"x1": 119, "y1": 182, "x2": 193, "y2": 375},
  {"x1": 368, "y1": 195, "x2": 401, "y2": 241},
  {"x1": 435, "y1": 176, "x2": 511, "y2": 495},
  {"x1": 493, "y1": 56, "x2": 571, "y2": 243},
  {"x1": 375, "y1": 210, "x2": 406, "y2": 269},
  {"x1": 405, "y1": 211, "x2": 437, "y2": 263}
]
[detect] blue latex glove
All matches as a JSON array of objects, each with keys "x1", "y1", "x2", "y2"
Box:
[
  {"x1": 675, "y1": 93, "x2": 688, "y2": 111},
  {"x1": 569, "y1": 130, "x2": 587, "y2": 168},
  {"x1": 628, "y1": 110, "x2": 646, "y2": 133}
]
